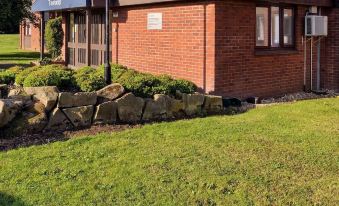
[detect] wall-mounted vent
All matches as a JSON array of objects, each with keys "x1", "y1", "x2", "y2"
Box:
[{"x1": 305, "y1": 15, "x2": 328, "y2": 37}]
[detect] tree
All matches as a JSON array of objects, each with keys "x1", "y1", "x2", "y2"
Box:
[
  {"x1": 45, "y1": 17, "x2": 64, "y2": 59},
  {"x1": 0, "y1": 0, "x2": 35, "y2": 33}
]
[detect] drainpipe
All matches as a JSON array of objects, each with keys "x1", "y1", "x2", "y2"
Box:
[
  {"x1": 310, "y1": 37, "x2": 313, "y2": 91},
  {"x1": 104, "y1": 0, "x2": 112, "y2": 84},
  {"x1": 40, "y1": 11, "x2": 45, "y2": 61},
  {"x1": 316, "y1": 8, "x2": 322, "y2": 91},
  {"x1": 304, "y1": 36, "x2": 307, "y2": 91}
]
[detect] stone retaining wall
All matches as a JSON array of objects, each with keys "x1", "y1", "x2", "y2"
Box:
[{"x1": 0, "y1": 84, "x2": 253, "y2": 135}]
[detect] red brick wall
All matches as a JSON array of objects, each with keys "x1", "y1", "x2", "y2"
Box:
[
  {"x1": 111, "y1": 1, "x2": 216, "y2": 92},
  {"x1": 19, "y1": 14, "x2": 41, "y2": 52},
  {"x1": 323, "y1": 8, "x2": 339, "y2": 91},
  {"x1": 214, "y1": 0, "x2": 311, "y2": 98}
]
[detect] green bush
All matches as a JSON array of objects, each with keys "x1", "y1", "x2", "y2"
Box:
[
  {"x1": 45, "y1": 17, "x2": 64, "y2": 59},
  {"x1": 22, "y1": 65, "x2": 75, "y2": 89},
  {"x1": 15, "y1": 66, "x2": 41, "y2": 85},
  {"x1": 74, "y1": 66, "x2": 106, "y2": 92},
  {"x1": 0, "y1": 66, "x2": 23, "y2": 84},
  {"x1": 23, "y1": 70, "x2": 61, "y2": 87}
]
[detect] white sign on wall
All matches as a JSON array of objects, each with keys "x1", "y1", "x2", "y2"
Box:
[{"x1": 147, "y1": 13, "x2": 162, "y2": 30}]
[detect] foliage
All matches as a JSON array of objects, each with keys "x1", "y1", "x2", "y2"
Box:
[
  {"x1": 15, "y1": 66, "x2": 41, "y2": 85},
  {"x1": 0, "y1": 66, "x2": 23, "y2": 84},
  {"x1": 96, "y1": 64, "x2": 197, "y2": 97},
  {"x1": 0, "y1": 0, "x2": 35, "y2": 33},
  {"x1": 0, "y1": 99, "x2": 338, "y2": 205},
  {"x1": 74, "y1": 66, "x2": 106, "y2": 92},
  {"x1": 11, "y1": 62, "x2": 196, "y2": 95},
  {"x1": 40, "y1": 57, "x2": 53, "y2": 66},
  {"x1": 21, "y1": 65, "x2": 75, "y2": 89},
  {"x1": 45, "y1": 17, "x2": 64, "y2": 59}
]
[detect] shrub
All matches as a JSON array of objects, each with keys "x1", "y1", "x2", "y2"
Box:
[
  {"x1": 45, "y1": 17, "x2": 64, "y2": 59},
  {"x1": 22, "y1": 65, "x2": 75, "y2": 89},
  {"x1": 40, "y1": 57, "x2": 53, "y2": 66},
  {"x1": 0, "y1": 66, "x2": 24, "y2": 84},
  {"x1": 74, "y1": 66, "x2": 106, "y2": 92},
  {"x1": 15, "y1": 66, "x2": 41, "y2": 85},
  {"x1": 23, "y1": 70, "x2": 61, "y2": 87}
]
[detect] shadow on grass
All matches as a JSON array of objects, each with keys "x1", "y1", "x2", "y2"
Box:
[
  {"x1": 0, "y1": 192, "x2": 27, "y2": 206},
  {"x1": 0, "y1": 63, "x2": 33, "y2": 69},
  {"x1": 0, "y1": 51, "x2": 40, "y2": 59}
]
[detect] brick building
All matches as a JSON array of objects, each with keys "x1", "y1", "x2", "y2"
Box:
[{"x1": 20, "y1": 0, "x2": 339, "y2": 98}]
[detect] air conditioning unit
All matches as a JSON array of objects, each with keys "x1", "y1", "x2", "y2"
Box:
[{"x1": 305, "y1": 15, "x2": 328, "y2": 37}]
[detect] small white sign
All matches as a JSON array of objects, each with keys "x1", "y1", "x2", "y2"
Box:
[{"x1": 147, "y1": 13, "x2": 162, "y2": 30}]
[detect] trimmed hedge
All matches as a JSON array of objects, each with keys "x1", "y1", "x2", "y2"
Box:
[
  {"x1": 0, "y1": 66, "x2": 23, "y2": 84},
  {"x1": 74, "y1": 67, "x2": 106, "y2": 92},
  {"x1": 15, "y1": 65, "x2": 75, "y2": 89},
  {"x1": 83, "y1": 64, "x2": 197, "y2": 97},
  {"x1": 7, "y1": 64, "x2": 196, "y2": 97}
]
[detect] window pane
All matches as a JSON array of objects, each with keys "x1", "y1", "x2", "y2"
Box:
[
  {"x1": 69, "y1": 13, "x2": 75, "y2": 43},
  {"x1": 271, "y1": 7, "x2": 280, "y2": 47},
  {"x1": 284, "y1": 9, "x2": 294, "y2": 46},
  {"x1": 256, "y1": 7, "x2": 268, "y2": 47}
]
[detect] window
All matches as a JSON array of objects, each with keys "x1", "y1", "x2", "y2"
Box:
[
  {"x1": 24, "y1": 21, "x2": 31, "y2": 36},
  {"x1": 256, "y1": 6, "x2": 295, "y2": 48},
  {"x1": 256, "y1": 7, "x2": 268, "y2": 47}
]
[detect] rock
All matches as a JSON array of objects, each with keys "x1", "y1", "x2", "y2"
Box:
[
  {"x1": 8, "y1": 95, "x2": 32, "y2": 108},
  {"x1": 24, "y1": 86, "x2": 59, "y2": 112},
  {"x1": 0, "y1": 84, "x2": 8, "y2": 98},
  {"x1": 27, "y1": 112, "x2": 48, "y2": 132},
  {"x1": 96, "y1": 83, "x2": 125, "y2": 102},
  {"x1": 58, "y1": 92, "x2": 97, "y2": 108},
  {"x1": 63, "y1": 105, "x2": 94, "y2": 127},
  {"x1": 142, "y1": 95, "x2": 168, "y2": 121},
  {"x1": 8, "y1": 87, "x2": 25, "y2": 97},
  {"x1": 115, "y1": 93, "x2": 145, "y2": 123},
  {"x1": 0, "y1": 99, "x2": 23, "y2": 128},
  {"x1": 93, "y1": 101, "x2": 118, "y2": 124},
  {"x1": 167, "y1": 97, "x2": 185, "y2": 118},
  {"x1": 26, "y1": 102, "x2": 46, "y2": 114},
  {"x1": 182, "y1": 93, "x2": 205, "y2": 116},
  {"x1": 46, "y1": 108, "x2": 73, "y2": 131},
  {"x1": 203, "y1": 95, "x2": 223, "y2": 113}
]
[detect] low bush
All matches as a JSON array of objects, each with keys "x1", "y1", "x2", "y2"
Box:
[
  {"x1": 74, "y1": 66, "x2": 106, "y2": 92},
  {"x1": 15, "y1": 66, "x2": 41, "y2": 85},
  {"x1": 0, "y1": 66, "x2": 23, "y2": 84},
  {"x1": 11, "y1": 63, "x2": 196, "y2": 97},
  {"x1": 22, "y1": 65, "x2": 75, "y2": 89}
]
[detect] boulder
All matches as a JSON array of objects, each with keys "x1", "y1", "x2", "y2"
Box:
[
  {"x1": 8, "y1": 95, "x2": 32, "y2": 108},
  {"x1": 26, "y1": 102, "x2": 46, "y2": 114},
  {"x1": 142, "y1": 94, "x2": 168, "y2": 121},
  {"x1": 0, "y1": 84, "x2": 8, "y2": 98},
  {"x1": 182, "y1": 93, "x2": 205, "y2": 116},
  {"x1": 27, "y1": 112, "x2": 48, "y2": 132},
  {"x1": 63, "y1": 105, "x2": 94, "y2": 127},
  {"x1": 115, "y1": 93, "x2": 145, "y2": 123},
  {"x1": 46, "y1": 108, "x2": 73, "y2": 131},
  {"x1": 167, "y1": 97, "x2": 185, "y2": 118},
  {"x1": 24, "y1": 86, "x2": 59, "y2": 112},
  {"x1": 96, "y1": 83, "x2": 125, "y2": 102},
  {"x1": 203, "y1": 95, "x2": 223, "y2": 113},
  {"x1": 58, "y1": 92, "x2": 97, "y2": 108},
  {"x1": 8, "y1": 87, "x2": 25, "y2": 97},
  {"x1": 0, "y1": 99, "x2": 23, "y2": 128},
  {"x1": 93, "y1": 101, "x2": 118, "y2": 124}
]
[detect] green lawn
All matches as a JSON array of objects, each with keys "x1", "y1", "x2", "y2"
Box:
[
  {"x1": 0, "y1": 34, "x2": 39, "y2": 69},
  {"x1": 0, "y1": 98, "x2": 338, "y2": 205}
]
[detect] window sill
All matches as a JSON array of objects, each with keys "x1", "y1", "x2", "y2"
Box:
[{"x1": 255, "y1": 49, "x2": 299, "y2": 56}]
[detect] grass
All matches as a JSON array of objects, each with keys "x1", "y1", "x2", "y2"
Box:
[
  {"x1": 0, "y1": 98, "x2": 338, "y2": 205},
  {"x1": 0, "y1": 34, "x2": 39, "y2": 69}
]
